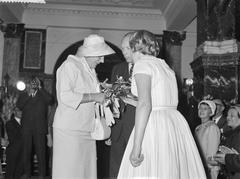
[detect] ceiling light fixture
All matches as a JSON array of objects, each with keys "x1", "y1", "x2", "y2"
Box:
[{"x1": 0, "y1": 0, "x2": 46, "y2": 3}]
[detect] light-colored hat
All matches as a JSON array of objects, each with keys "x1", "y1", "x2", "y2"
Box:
[
  {"x1": 79, "y1": 34, "x2": 115, "y2": 57},
  {"x1": 198, "y1": 100, "x2": 216, "y2": 116}
]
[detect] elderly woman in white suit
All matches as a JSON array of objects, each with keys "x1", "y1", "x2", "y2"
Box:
[{"x1": 52, "y1": 34, "x2": 115, "y2": 179}]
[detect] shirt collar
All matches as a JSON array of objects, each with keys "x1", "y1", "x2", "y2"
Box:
[
  {"x1": 15, "y1": 117, "x2": 21, "y2": 125},
  {"x1": 213, "y1": 115, "x2": 222, "y2": 124}
]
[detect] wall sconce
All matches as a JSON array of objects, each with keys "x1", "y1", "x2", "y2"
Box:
[
  {"x1": 183, "y1": 78, "x2": 194, "y2": 101},
  {"x1": 16, "y1": 81, "x2": 26, "y2": 91},
  {"x1": 185, "y1": 78, "x2": 193, "y2": 86},
  {"x1": 184, "y1": 78, "x2": 194, "y2": 89},
  {"x1": 3, "y1": 73, "x2": 10, "y2": 94},
  {"x1": 0, "y1": 18, "x2": 25, "y2": 38}
]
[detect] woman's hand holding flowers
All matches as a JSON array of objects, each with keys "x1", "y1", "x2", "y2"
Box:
[
  {"x1": 94, "y1": 93, "x2": 108, "y2": 104},
  {"x1": 207, "y1": 155, "x2": 220, "y2": 166},
  {"x1": 213, "y1": 153, "x2": 226, "y2": 165},
  {"x1": 120, "y1": 95, "x2": 137, "y2": 107},
  {"x1": 100, "y1": 76, "x2": 138, "y2": 117}
]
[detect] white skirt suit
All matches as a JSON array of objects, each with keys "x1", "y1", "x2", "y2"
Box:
[{"x1": 52, "y1": 55, "x2": 99, "y2": 179}]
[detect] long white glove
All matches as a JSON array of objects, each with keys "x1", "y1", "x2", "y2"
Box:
[
  {"x1": 47, "y1": 134, "x2": 53, "y2": 147},
  {"x1": 112, "y1": 98, "x2": 120, "y2": 118},
  {"x1": 103, "y1": 105, "x2": 115, "y2": 127}
]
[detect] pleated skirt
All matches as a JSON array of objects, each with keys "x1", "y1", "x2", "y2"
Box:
[{"x1": 117, "y1": 108, "x2": 207, "y2": 179}]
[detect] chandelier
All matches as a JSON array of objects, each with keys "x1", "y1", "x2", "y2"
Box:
[{"x1": 0, "y1": 0, "x2": 46, "y2": 3}]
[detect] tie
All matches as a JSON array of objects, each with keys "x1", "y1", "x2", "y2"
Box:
[
  {"x1": 128, "y1": 64, "x2": 134, "y2": 83},
  {"x1": 213, "y1": 118, "x2": 216, "y2": 123},
  {"x1": 129, "y1": 63, "x2": 134, "y2": 77}
]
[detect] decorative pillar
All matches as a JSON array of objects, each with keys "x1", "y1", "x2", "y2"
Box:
[
  {"x1": 190, "y1": 52, "x2": 240, "y2": 104},
  {"x1": 0, "y1": 31, "x2": 4, "y2": 86},
  {"x1": 196, "y1": 0, "x2": 240, "y2": 45},
  {"x1": 163, "y1": 30, "x2": 186, "y2": 81},
  {"x1": 1, "y1": 23, "x2": 25, "y2": 87},
  {"x1": 191, "y1": 0, "x2": 240, "y2": 104}
]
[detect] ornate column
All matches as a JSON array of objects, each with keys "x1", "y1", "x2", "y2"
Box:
[
  {"x1": 0, "y1": 30, "x2": 4, "y2": 86},
  {"x1": 163, "y1": 30, "x2": 186, "y2": 81},
  {"x1": 1, "y1": 23, "x2": 25, "y2": 87},
  {"x1": 196, "y1": 0, "x2": 240, "y2": 45},
  {"x1": 191, "y1": 0, "x2": 240, "y2": 104}
]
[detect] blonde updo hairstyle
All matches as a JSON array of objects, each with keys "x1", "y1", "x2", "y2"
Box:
[{"x1": 129, "y1": 30, "x2": 160, "y2": 57}]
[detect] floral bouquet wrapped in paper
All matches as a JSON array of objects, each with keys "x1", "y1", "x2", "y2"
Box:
[{"x1": 101, "y1": 76, "x2": 137, "y2": 118}]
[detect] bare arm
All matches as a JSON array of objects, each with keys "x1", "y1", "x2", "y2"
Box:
[
  {"x1": 206, "y1": 125, "x2": 221, "y2": 159},
  {"x1": 120, "y1": 96, "x2": 137, "y2": 107},
  {"x1": 130, "y1": 73, "x2": 152, "y2": 167}
]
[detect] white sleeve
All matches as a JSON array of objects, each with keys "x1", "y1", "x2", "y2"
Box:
[
  {"x1": 133, "y1": 61, "x2": 152, "y2": 76},
  {"x1": 57, "y1": 60, "x2": 83, "y2": 109},
  {"x1": 206, "y1": 125, "x2": 221, "y2": 158}
]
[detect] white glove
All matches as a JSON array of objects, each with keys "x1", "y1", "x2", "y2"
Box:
[
  {"x1": 104, "y1": 106, "x2": 115, "y2": 127},
  {"x1": 1, "y1": 138, "x2": 9, "y2": 147},
  {"x1": 47, "y1": 134, "x2": 53, "y2": 147},
  {"x1": 105, "y1": 138, "x2": 112, "y2": 146},
  {"x1": 114, "y1": 98, "x2": 120, "y2": 108},
  {"x1": 112, "y1": 98, "x2": 120, "y2": 118}
]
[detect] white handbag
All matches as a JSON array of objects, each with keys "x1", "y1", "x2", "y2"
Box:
[{"x1": 91, "y1": 103, "x2": 111, "y2": 140}]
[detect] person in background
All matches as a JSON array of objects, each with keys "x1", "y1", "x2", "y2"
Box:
[
  {"x1": 117, "y1": 30, "x2": 206, "y2": 179},
  {"x1": 5, "y1": 107, "x2": 23, "y2": 179},
  {"x1": 212, "y1": 99, "x2": 231, "y2": 136},
  {"x1": 178, "y1": 85, "x2": 200, "y2": 134},
  {"x1": 213, "y1": 105, "x2": 240, "y2": 179},
  {"x1": 0, "y1": 96, "x2": 4, "y2": 177},
  {"x1": 214, "y1": 153, "x2": 240, "y2": 179},
  {"x1": 46, "y1": 100, "x2": 57, "y2": 176},
  {"x1": 16, "y1": 77, "x2": 53, "y2": 179},
  {"x1": 195, "y1": 100, "x2": 220, "y2": 179},
  {"x1": 109, "y1": 31, "x2": 136, "y2": 178},
  {"x1": 52, "y1": 34, "x2": 115, "y2": 179}
]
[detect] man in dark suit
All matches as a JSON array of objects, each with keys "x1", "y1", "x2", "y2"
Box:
[
  {"x1": 6, "y1": 107, "x2": 23, "y2": 179},
  {"x1": 109, "y1": 32, "x2": 136, "y2": 178},
  {"x1": 212, "y1": 99, "x2": 231, "y2": 136},
  {"x1": 16, "y1": 77, "x2": 52, "y2": 179}
]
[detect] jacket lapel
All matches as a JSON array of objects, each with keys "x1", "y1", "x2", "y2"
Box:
[
  {"x1": 122, "y1": 63, "x2": 130, "y2": 80},
  {"x1": 13, "y1": 118, "x2": 21, "y2": 129},
  {"x1": 217, "y1": 116, "x2": 226, "y2": 128},
  {"x1": 73, "y1": 55, "x2": 99, "y2": 91}
]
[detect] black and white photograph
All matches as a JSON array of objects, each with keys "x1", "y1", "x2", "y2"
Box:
[{"x1": 0, "y1": 0, "x2": 240, "y2": 179}]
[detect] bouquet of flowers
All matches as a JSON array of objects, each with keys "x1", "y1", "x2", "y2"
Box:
[{"x1": 101, "y1": 76, "x2": 137, "y2": 118}]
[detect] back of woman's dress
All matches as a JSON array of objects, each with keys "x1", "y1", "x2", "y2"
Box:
[{"x1": 117, "y1": 55, "x2": 206, "y2": 179}]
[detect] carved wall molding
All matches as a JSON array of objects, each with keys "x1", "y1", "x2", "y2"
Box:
[
  {"x1": 163, "y1": 30, "x2": 186, "y2": 46},
  {"x1": 24, "y1": 5, "x2": 162, "y2": 20},
  {"x1": 47, "y1": 0, "x2": 154, "y2": 8},
  {"x1": 0, "y1": 23, "x2": 25, "y2": 38}
]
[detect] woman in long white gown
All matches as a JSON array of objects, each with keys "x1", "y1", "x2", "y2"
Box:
[{"x1": 117, "y1": 30, "x2": 207, "y2": 179}]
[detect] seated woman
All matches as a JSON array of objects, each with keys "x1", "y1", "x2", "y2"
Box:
[
  {"x1": 213, "y1": 104, "x2": 240, "y2": 179},
  {"x1": 195, "y1": 100, "x2": 221, "y2": 179}
]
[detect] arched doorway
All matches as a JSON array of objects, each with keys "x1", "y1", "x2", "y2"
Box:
[{"x1": 53, "y1": 40, "x2": 124, "y2": 96}]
